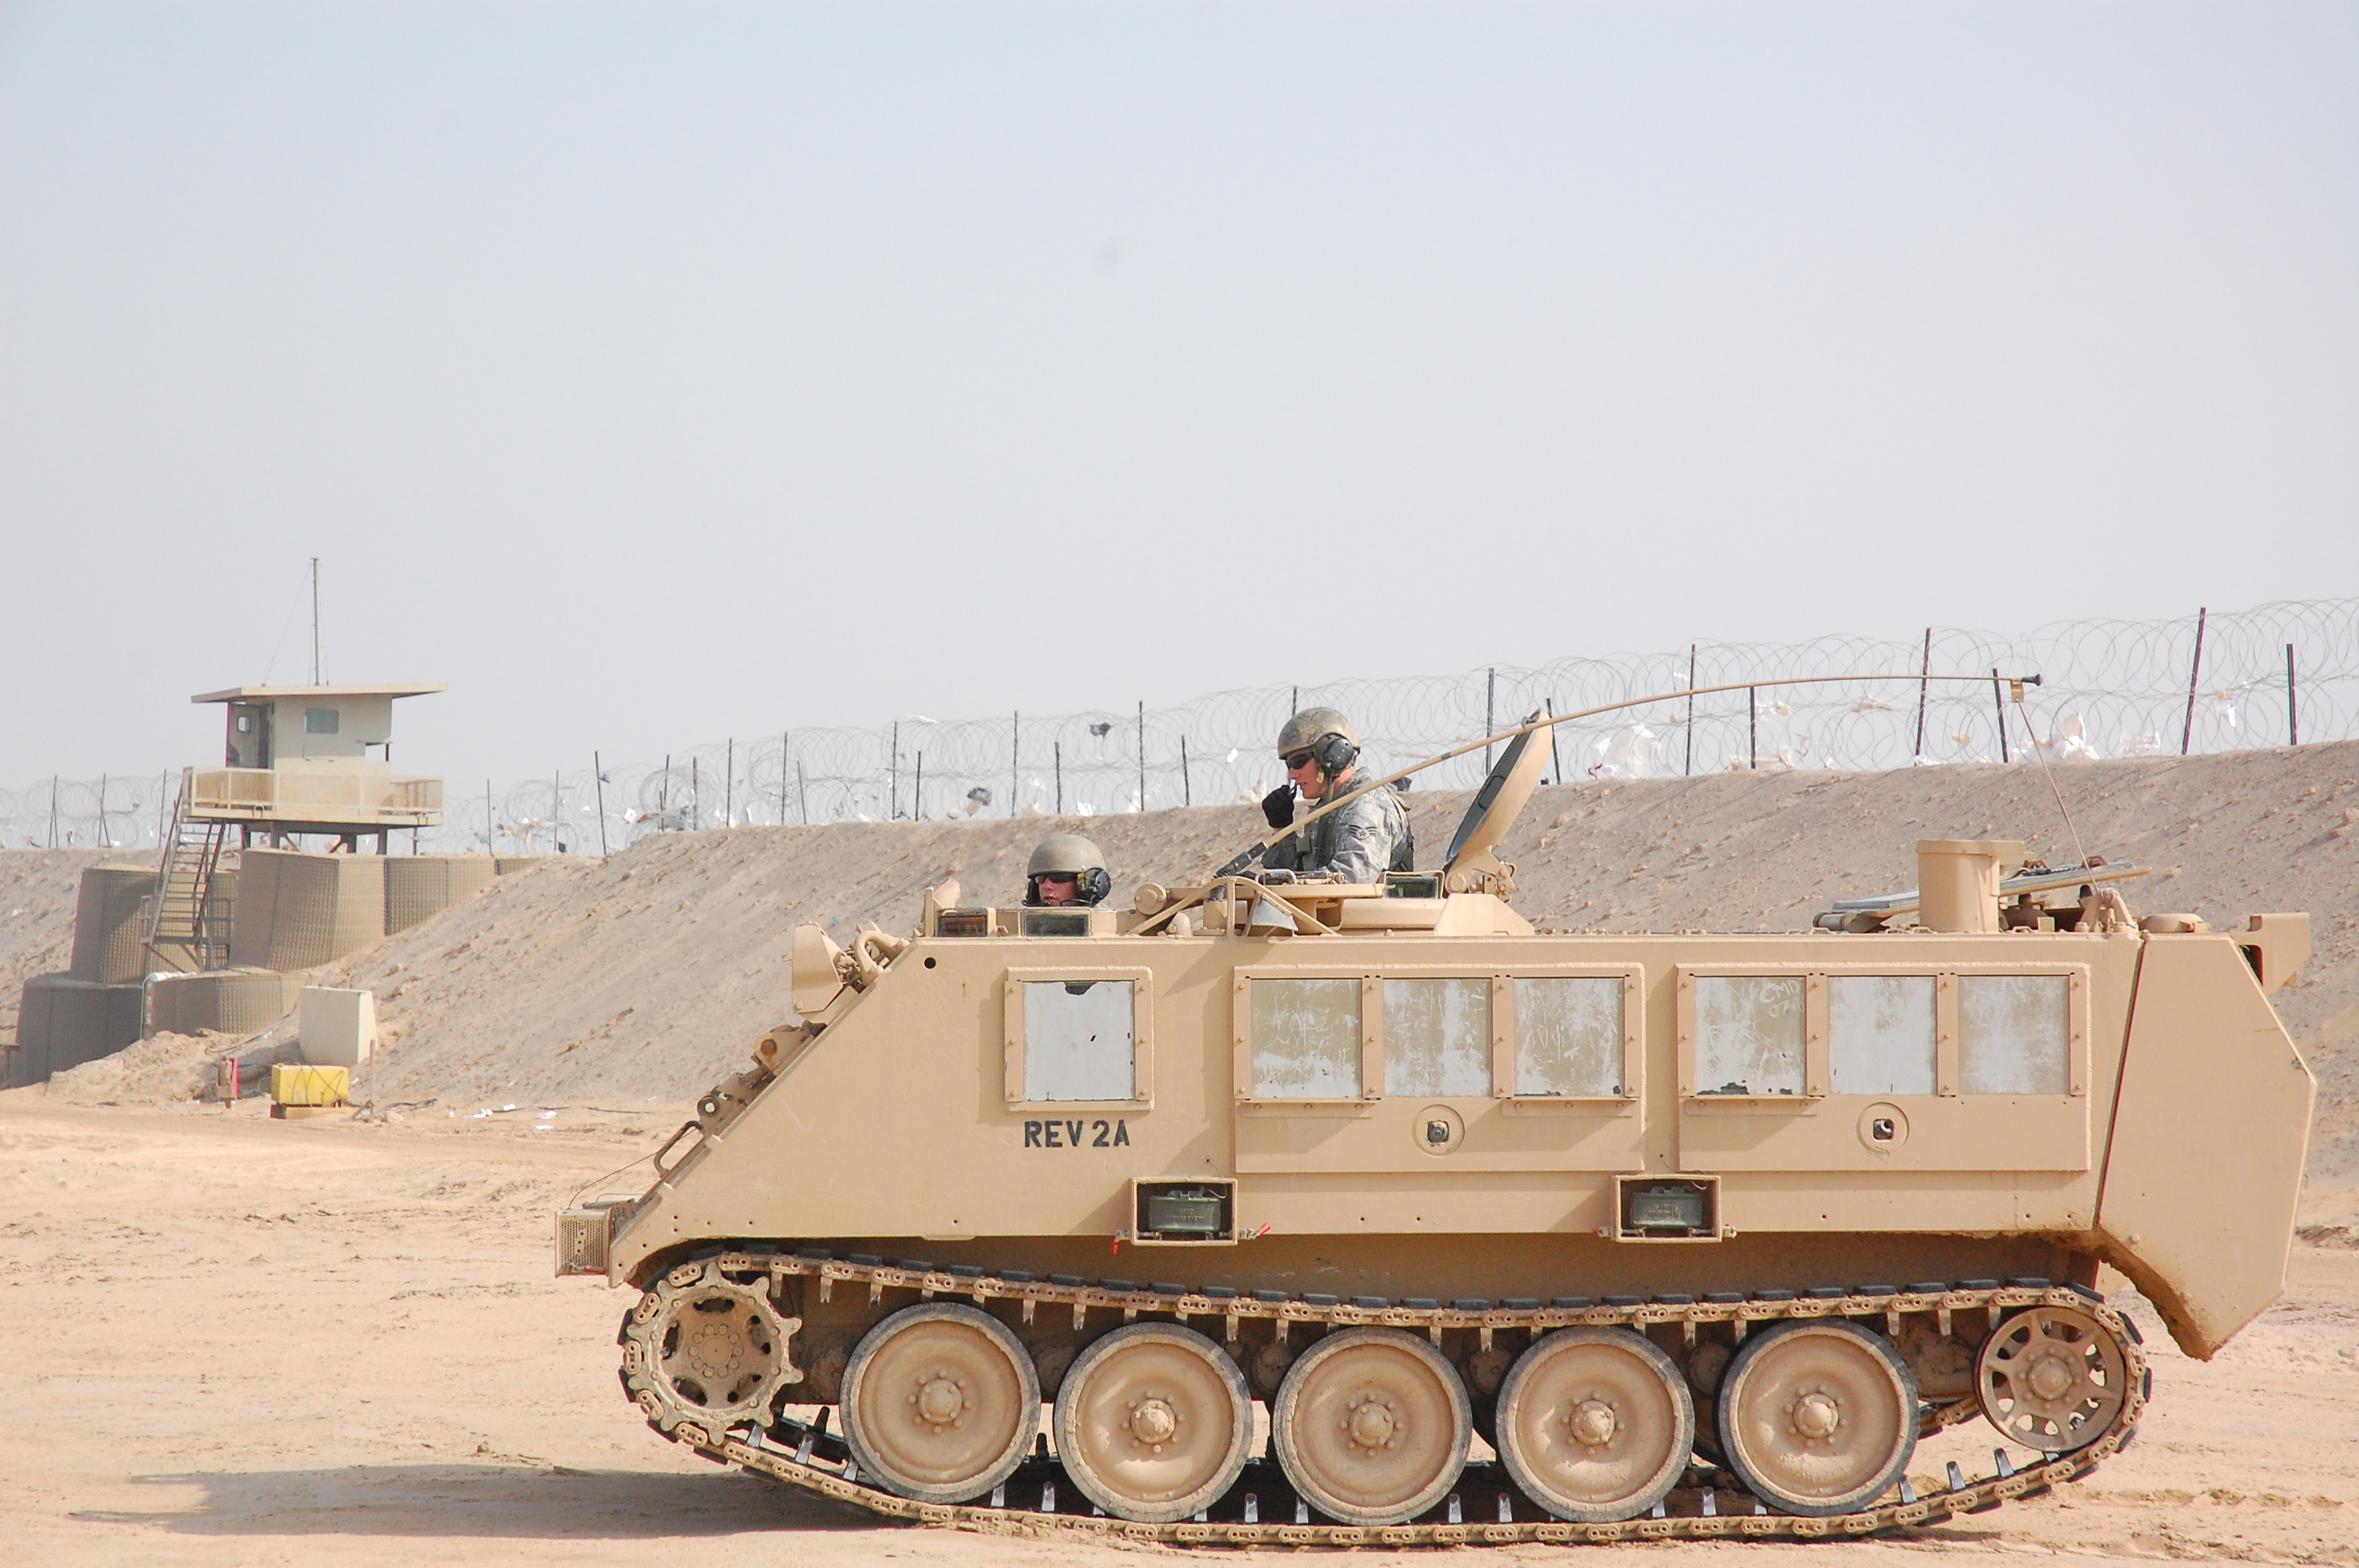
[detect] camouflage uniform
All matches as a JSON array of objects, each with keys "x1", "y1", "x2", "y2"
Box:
[{"x1": 1267, "y1": 779, "x2": 1414, "y2": 884}]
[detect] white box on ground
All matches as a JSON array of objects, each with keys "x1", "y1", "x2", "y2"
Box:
[{"x1": 299, "y1": 986, "x2": 379, "y2": 1069}]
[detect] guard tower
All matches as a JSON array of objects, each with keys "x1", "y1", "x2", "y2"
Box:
[{"x1": 149, "y1": 683, "x2": 447, "y2": 968}]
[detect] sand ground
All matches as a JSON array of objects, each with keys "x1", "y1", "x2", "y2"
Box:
[{"x1": 2, "y1": 1097, "x2": 2352, "y2": 1566}]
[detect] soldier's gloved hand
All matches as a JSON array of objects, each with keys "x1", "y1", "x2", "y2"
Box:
[{"x1": 1260, "y1": 785, "x2": 1296, "y2": 829}]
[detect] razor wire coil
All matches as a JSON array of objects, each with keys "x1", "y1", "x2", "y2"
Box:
[{"x1": 7, "y1": 599, "x2": 2352, "y2": 855}]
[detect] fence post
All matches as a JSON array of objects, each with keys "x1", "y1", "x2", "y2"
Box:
[
  {"x1": 1747, "y1": 689, "x2": 1756, "y2": 770},
  {"x1": 554, "y1": 770, "x2": 563, "y2": 852},
  {"x1": 797, "y1": 759, "x2": 809, "y2": 825},
  {"x1": 1990, "y1": 670, "x2": 2009, "y2": 763},
  {"x1": 1137, "y1": 700, "x2": 1146, "y2": 812},
  {"x1": 2287, "y1": 644, "x2": 2299, "y2": 746},
  {"x1": 692, "y1": 757, "x2": 700, "y2": 829},
  {"x1": 1011, "y1": 713, "x2": 1020, "y2": 818},
  {"x1": 1548, "y1": 696, "x2": 1563, "y2": 784},
  {"x1": 780, "y1": 732, "x2": 789, "y2": 825},
  {"x1": 98, "y1": 774, "x2": 108, "y2": 849},
  {"x1": 724, "y1": 739, "x2": 732, "y2": 829},
  {"x1": 1685, "y1": 644, "x2": 1696, "y2": 777},
  {"x1": 1485, "y1": 668, "x2": 1496, "y2": 774},
  {"x1": 891, "y1": 721, "x2": 900, "y2": 820},
  {"x1": 594, "y1": 752, "x2": 609, "y2": 858},
  {"x1": 1055, "y1": 741, "x2": 1063, "y2": 815},
  {"x1": 2182, "y1": 607, "x2": 2207, "y2": 755},
  {"x1": 1180, "y1": 736, "x2": 1191, "y2": 807},
  {"x1": 49, "y1": 775, "x2": 58, "y2": 848},
  {"x1": 1914, "y1": 628, "x2": 1932, "y2": 760},
  {"x1": 914, "y1": 751, "x2": 924, "y2": 821}
]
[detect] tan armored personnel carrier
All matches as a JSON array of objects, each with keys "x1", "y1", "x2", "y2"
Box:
[{"x1": 556, "y1": 710, "x2": 2315, "y2": 1545}]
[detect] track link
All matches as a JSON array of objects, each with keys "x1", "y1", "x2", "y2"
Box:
[{"x1": 626, "y1": 1252, "x2": 2147, "y2": 1545}]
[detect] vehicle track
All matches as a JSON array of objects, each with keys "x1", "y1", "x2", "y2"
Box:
[{"x1": 623, "y1": 1253, "x2": 2146, "y2": 1544}]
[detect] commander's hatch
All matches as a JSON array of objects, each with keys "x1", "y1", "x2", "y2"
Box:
[{"x1": 1442, "y1": 705, "x2": 1553, "y2": 896}]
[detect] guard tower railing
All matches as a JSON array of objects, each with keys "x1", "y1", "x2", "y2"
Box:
[{"x1": 186, "y1": 765, "x2": 445, "y2": 827}]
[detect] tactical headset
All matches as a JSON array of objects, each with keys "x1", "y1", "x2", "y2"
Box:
[{"x1": 1312, "y1": 731, "x2": 1358, "y2": 776}]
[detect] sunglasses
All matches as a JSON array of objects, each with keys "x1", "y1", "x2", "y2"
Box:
[{"x1": 1282, "y1": 750, "x2": 1318, "y2": 771}]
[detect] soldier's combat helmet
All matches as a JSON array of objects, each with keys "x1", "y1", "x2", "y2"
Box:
[
  {"x1": 1026, "y1": 833, "x2": 1112, "y2": 906},
  {"x1": 1277, "y1": 706, "x2": 1360, "y2": 775}
]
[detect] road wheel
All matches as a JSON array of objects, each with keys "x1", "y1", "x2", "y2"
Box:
[
  {"x1": 1052, "y1": 1323, "x2": 1253, "y2": 1523},
  {"x1": 1271, "y1": 1327, "x2": 1471, "y2": 1526},
  {"x1": 839, "y1": 1302, "x2": 1039, "y2": 1503},
  {"x1": 1976, "y1": 1305, "x2": 2128, "y2": 1454},
  {"x1": 1717, "y1": 1319, "x2": 1917, "y2": 1517},
  {"x1": 1494, "y1": 1327, "x2": 1694, "y2": 1523}
]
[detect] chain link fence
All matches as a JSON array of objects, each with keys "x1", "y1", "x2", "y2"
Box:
[{"x1": 9, "y1": 599, "x2": 2353, "y2": 856}]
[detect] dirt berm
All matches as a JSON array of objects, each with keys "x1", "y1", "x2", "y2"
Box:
[{"x1": 267, "y1": 742, "x2": 2355, "y2": 1177}]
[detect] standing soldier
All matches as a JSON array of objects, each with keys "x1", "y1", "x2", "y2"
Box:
[{"x1": 1260, "y1": 707, "x2": 1413, "y2": 884}]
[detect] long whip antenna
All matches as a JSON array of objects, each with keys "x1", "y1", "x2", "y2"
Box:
[{"x1": 2007, "y1": 679, "x2": 2091, "y2": 871}]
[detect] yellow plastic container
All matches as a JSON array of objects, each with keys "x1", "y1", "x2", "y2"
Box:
[{"x1": 270, "y1": 1063, "x2": 350, "y2": 1107}]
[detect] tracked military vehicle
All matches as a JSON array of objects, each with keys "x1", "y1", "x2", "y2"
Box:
[{"x1": 556, "y1": 706, "x2": 2315, "y2": 1544}]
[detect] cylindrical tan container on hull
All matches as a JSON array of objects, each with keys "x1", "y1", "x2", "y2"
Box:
[
  {"x1": 147, "y1": 967, "x2": 299, "y2": 1038},
  {"x1": 384, "y1": 855, "x2": 497, "y2": 935},
  {"x1": 69, "y1": 866, "x2": 161, "y2": 984},
  {"x1": 229, "y1": 849, "x2": 387, "y2": 971},
  {"x1": 11, "y1": 973, "x2": 144, "y2": 1087},
  {"x1": 1914, "y1": 840, "x2": 2024, "y2": 933}
]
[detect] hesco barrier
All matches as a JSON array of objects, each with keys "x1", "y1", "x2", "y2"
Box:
[
  {"x1": 230, "y1": 850, "x2": 386, "y2": 971},
  {"x1": 147, "y1": 967, "x2": 298, "y2": 1038},
  {"x1": 68, "y1": 866, "x2": 158, "y2": 985},
  {"x1": 10, "y1": 973, "x2": 143, "y2": 1087},
  {"x1": 385, "y1": 855, "x2": 497, "y2": 934}
]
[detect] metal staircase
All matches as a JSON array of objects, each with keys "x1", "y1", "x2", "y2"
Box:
[{"x1": 147, "y1": 769, "x2": 232, "y2": 971}]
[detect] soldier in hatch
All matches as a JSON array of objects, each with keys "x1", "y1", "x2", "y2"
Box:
[
  {"x1": 1259, "y1": 707, "x2": 1413, "y2": 884},
  {"x1": 1025, "y1": 833, "x2": 1113, "y2": 908}
]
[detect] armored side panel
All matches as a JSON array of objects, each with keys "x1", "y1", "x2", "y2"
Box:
[{"x1": 611, "y1": 922, "x2": 2163, "y2": 1290}]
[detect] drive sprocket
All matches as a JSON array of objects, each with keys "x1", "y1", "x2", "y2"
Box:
[{"x1": 623, "y1": 1258, "x2": 804, "y2": 1444}]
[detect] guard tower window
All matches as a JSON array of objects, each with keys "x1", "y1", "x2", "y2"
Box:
[
  {"x1": 304, "y1": 707, "x2": 340, "y2": 735},
  {"x1": 235, "y1": 714, "x2": 252, "y2": 733},
  {"x1": 1515, "y1": 977, "x2": 1623, "y2": 1096},
  {"x1": 1249, "y1": 978, "x2": 1361, "y2": 1098},
  {"x1": 1022, "y1": 980, "x2": 1136, "y2": 1101},
  {"x1": 1383, "y1": 978, "x2": 1488, "y2": 1097},
  {"x1": 1829, "y1": 975, "x2": 1936, "y2": 1096},
  {"x1": 1694, "y1": 975, "x2": 1803, "y2": 1096},
  {"x1": 1959, "y1": 975, "x2": 2070, "y2": 1094}
]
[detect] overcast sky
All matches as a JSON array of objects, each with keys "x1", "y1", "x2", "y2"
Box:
[{"x1": 3, "y1": 1, "x2": 2353, "y2": 785}]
